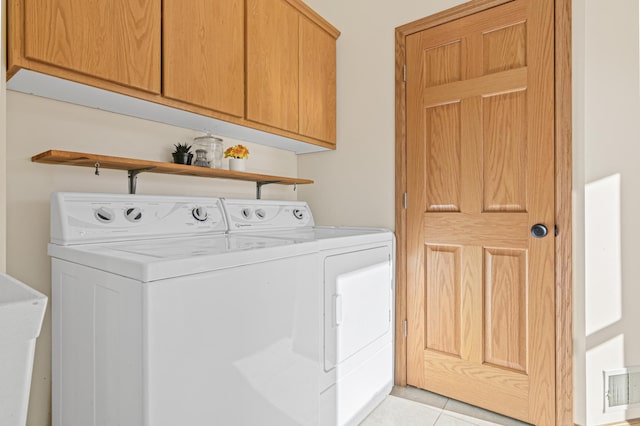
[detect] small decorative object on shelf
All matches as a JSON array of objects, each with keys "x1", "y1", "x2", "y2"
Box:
[
  {"x1": 172, "y1": 143, "x2": 193, "y2": 165},
  {"x1": 193, "y1": 149, "x2": 209, "y2": 167},
  {"x1": 224, "y1": 144, "x2": 250, "y2": 172},
  {"x1": 194, "y1": 135, "x2": 224, "y2": 169}
]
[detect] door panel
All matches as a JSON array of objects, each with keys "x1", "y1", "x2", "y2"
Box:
[
  {"x1": 425, "y1": 244, "x2": 461, "y2": 356},
  {"x1": 24, "y1": 0, "x2": 160, "y2": 93},
  {"x1": 425, "y1": 103, "x2": 462, "y2": 212},
  {"x1": 484, "y1": 247, "x2": 528, "y2": 372},
  {"x1": 299, "y1": 17, "x2": 337, "y2": 144},
  {"x1": 422, "y1": 42, "x2": 462, "y2": 87},
  {"x1": 483, "y1": 90, "x2": 528, "y2": 212},
  {"x1": 246, "y1": 0, "x2": 299, "y2": 133},
  {"x1": 406, "y1": 0, "x2": 555, "y2": 424},
  {"x1": 163, "y1": 0, "x2": 244, "y2": 117},
  {"x1": 482, "y1": 22, "x2": 527, "y2": 74}
]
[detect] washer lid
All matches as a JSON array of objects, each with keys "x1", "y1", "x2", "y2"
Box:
[
  {"x1": 49, "y1": 234, "x2": 318, "y2": 282},
  {"x1": 110, "y1": 235, "x2": 294, "y2": 258}
]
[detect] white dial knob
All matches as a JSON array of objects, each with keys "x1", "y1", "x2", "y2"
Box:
[
  {"x1": 241, "y1": 208, "x2": 253, "y2": 219},
  {"x1": 292, "y1": 208, "x2": 305, "y2": 220},
  {"x1": 125, "y1": 207, "x2": 143, "y2": 223},
  {"x1": 95, "y1": 207, "x2": 115, "y2": 223},
  {"x1": 255, "y1": 209, "x2": 266, "y2": 220},
  {"x1": 192, "y1": 206, "x2": 208, "y2": 222}
]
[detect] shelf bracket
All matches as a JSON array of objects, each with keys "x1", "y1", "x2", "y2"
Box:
[
  {"x1": 128, "y1": 167, "x2": 156, "y2": 194},
  {"x1": 256, "y1": 181, "x2": 282, "y2": 199}
]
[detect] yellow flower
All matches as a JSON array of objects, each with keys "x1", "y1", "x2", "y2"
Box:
[{"x1": 224, "y1": 144, "x2": 250, "y2": 159}]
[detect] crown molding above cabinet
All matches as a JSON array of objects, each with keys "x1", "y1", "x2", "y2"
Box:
[{"x1": 7, "y1": 0, "x2": 339, "y2": 155}]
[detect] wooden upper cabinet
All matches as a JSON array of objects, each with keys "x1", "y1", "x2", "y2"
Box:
[
  {"x1": 163, "y1": 0, "x2": 244, "y2": 117},
  {"x1": 22, "y1": 0, "x2": 161, "y2": 93},
  {"x1": 299, "y1": 16, "x2": 337, "y2": 144},
  {"x1": 246, "y1": 0, "x2": 300, "y2": 133},
  {"x1": 9, "y1": 0, "x2": 339, "y2": 150},
  {"x1": 247, "y1": 0, "x2": 339, "y2": 144}
]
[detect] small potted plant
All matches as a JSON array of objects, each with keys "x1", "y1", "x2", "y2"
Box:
[
  {"x1": 224, "y1": 144, "x2": 250, "y2": 171},
  {"x1": 172, "y1": 143, "x2": 193, "y2": 165}
]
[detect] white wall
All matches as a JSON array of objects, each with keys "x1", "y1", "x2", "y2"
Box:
[
  {"x1": 573, "y1": 0, "x2": 640, "y2": 424},
  {"x1": 1, "y1": 0, "x2": 7, "y2": 273},
  {"x1": 6, "y1": 91, "x2": 298, "y2": 426},
  {"x1": 299, "y1": 0, "x2": 465, "y2": 228}
]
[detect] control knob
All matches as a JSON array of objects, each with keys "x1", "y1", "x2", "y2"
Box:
[
  {"x1": 95, "y1": 207, "x2": 115, "y2": 223},
  {"x1": 125, "y1": 207, "x2": 143, "y2": 223},
  {"x1": 255, "y1": 209, "x2": 266, "y2": 220},
  {"x1": 192, "y1": 206, "x2": 208, "y2": 222},
  {"x1": 292, "y1": 208, "x2": 305, "y2": 220}
]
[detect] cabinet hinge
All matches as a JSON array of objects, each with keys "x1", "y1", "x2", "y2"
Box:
[
  {"x1": 403, "y1": 192, "x2": 407, "y2": 209},
  {"x1": 403, "y1": 319, "x2": 407, "y2": 337},
  {"x1": 403, "y1": 64, "x2": 407, "y2": 82}
]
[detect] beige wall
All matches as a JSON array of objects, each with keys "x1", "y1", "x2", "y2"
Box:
[
  {"x1": 6, "y1": 91, "x2": 298, "y2": 426},
  {"x1": 299, "y1": 0, "x2": 466, "y2": 228}
]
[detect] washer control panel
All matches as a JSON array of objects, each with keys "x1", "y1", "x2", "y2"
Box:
[
  {"x1": 222, "y1": 199, "x2": 314, "y2": 231},
  {"x1": 51, "y1": 193, "x2": 227, "y2": 245}
]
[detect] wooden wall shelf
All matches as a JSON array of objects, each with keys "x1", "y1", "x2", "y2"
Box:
[{"x1": 32, "y1": 150, "x2": 313, "y2": 198}]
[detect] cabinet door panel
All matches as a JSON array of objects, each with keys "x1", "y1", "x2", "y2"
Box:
[
  {"x1": 163, "y1": 0, "x2": 244, "y2": 117},
  {"x1": 246, "y1": 0, "x2": 299, "y2": 133},
  {"x1": 299, "y1": 17, "x2": 337, "y2": 144},
  {"x1": 24, "y1": 0, "x2": 161, "y2": 93}
]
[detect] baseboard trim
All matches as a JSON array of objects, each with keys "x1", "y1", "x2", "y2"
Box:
[{"x1": 601, "y1": 419, "x2": 640, "y2": 426}]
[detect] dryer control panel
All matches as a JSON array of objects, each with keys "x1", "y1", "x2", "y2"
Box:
[
  {"x1": 222, "y1": 199, "x2": 314, "y2": 231},
  {"x1": 51, "y1": 192, "x2": 227, "y2": 245}
]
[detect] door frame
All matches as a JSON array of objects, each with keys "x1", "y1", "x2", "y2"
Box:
[{"x1": 394, "y1": 0, "x2": 572, "y2": 424}]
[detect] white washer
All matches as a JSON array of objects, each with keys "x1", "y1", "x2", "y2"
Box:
[
  {"x1": 49, "y1": 193, "x2": 322, "y2": 426},
  {"x1": 222, "y1": 199, "x2": 395, "y2": 426}
]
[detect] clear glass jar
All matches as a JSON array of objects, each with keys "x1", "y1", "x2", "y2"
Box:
[{"x1": 193, "y1": 135, "x2": 224, "y2": 168}]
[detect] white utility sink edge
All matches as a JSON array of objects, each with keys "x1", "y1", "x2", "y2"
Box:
[{"x1": 0, "y1": 273, "x2": 47, "y2": 342}]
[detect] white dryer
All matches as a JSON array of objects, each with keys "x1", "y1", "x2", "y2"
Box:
[
  {"x1": 49, "y1": 193, "x2": 322, "y2": 426},
  {"x1": 222, "y1": 199, "x2": 395, "y2": 426}
]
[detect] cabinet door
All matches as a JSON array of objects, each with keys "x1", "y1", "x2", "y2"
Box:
[
  {"x1": 246, "y1": 0, "x2": 299, "y2": 133},
  {"x1": 23, "y1": 0, "x2": 161, "y2": 93},
  {"x1": 299, "y1": 17, "x2": 337, "y2": 144},
  {"x1": 163, "y1": 0, "x2": 244, "y2": 117}
]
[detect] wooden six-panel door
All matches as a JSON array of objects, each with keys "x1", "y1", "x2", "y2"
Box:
[{"x1": 405, "y1": 1, "x2": 555, "y2": 424}]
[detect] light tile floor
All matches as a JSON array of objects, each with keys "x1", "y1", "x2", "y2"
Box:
[{"x1": 360, "y1": 386, "x2": 532, "y2": 426}]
